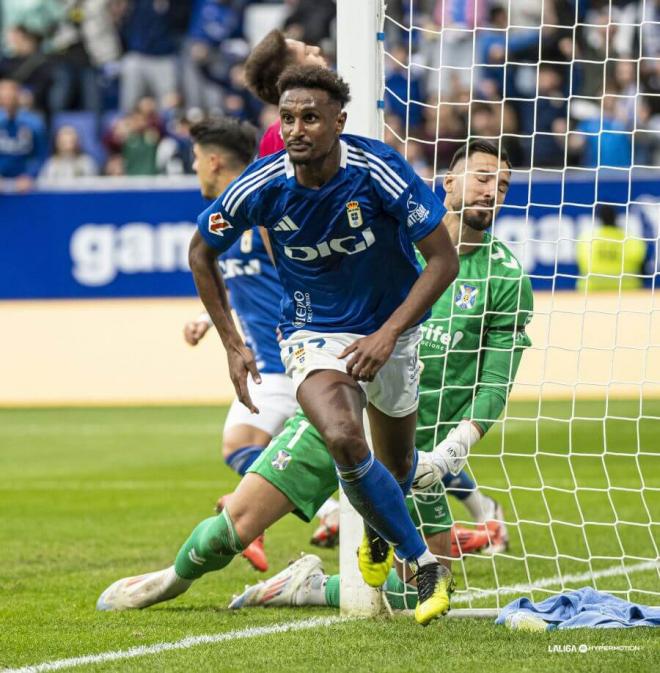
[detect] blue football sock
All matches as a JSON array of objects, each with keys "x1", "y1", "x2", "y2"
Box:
[
  {"x1": 225, "y1": 445, "x2": 263, "y2": 476},
  {"x1": 397, "y1": 448, "x2": 419, "y2": 495},
  {"x1": 442, "y1": 469, "x2": 476, "y2": 501},
  {"x1": 337, "y1": 453, "x2": 427, "y2": 562}
]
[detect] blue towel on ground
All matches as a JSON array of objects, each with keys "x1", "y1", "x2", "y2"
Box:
[{"x1": 496, "y1": 587, "x2": 660, "y2": 629}]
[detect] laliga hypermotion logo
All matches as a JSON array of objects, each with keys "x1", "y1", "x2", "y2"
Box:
[{"x1": 208, "y1": 212, "x2": 233, "y2": 236}]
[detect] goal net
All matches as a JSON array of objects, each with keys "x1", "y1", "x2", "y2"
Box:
[{"x1": 337, "y1": 0, "x2": 659, "y2": 615}]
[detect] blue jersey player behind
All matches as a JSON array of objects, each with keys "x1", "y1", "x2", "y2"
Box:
[
  {"x1": 189, "y1": 66, "x2": 460, "y2": 625},
  {"x1": 183, "y1": 118, "x2": 339, "y2": 571}
]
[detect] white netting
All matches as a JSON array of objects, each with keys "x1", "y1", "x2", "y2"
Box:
[{"x1": 378, "y1": 0, "x2": 660, "y2": 611}]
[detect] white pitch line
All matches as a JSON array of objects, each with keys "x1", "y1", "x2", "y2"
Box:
[
  {"x1": 453, "y1": 560, "x2": 660, "y2": 604},
  {"x1": 0, "y1": 616, "x2": 348, "y2": 673}
]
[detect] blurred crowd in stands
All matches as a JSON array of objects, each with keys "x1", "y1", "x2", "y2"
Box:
[
  {"x1": 384, "y1": 0, "x2": 659, "y2": 178},
  {"x1": 0, "y1": 0, "x2": 335, "y2": 189},
  {"x1": 0, "y1": 0, "x2": 657, "y2": 191}
]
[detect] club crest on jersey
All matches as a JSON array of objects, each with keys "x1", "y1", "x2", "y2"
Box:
[
  {"x1": 271, "y1": 449, "x2": 292, "y2": 471},
  {"x1": 455, "y1": 284, "x2": 479, "y2": 309},
  {"x1": 346, "y1": 201, "x2": 363, "y2": 228},
  {"x1": 208, "y1": 212, "x2": 232, "y2": 236}
]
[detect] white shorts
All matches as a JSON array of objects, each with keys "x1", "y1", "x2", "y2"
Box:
[
  {"x1": 224, "y1": 373, "x2": 297, "y2": 437},
  {"x1": 280, "y1": 328, "x2": 422, "y2": 418}
]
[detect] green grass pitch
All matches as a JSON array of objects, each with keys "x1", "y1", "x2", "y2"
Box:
[{"x1": 0, "y1": 403, "x2": 658, "y2": 673}]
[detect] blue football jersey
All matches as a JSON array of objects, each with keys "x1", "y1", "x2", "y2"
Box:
[
  {"x1": 219, "y1": 227, "x2": 284, "y2": 373},
  {"x1": 197, "y1": 134, "x2": 446, "y2": 338}
]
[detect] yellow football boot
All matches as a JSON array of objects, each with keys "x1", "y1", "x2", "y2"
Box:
[
  {"x1": 357, "y1": 527, "x2": 394, "y2": 587},
  {"x1": 414, "y1": 563, "x2": 455, "y2": 626}
]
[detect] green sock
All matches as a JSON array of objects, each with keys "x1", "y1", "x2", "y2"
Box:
[
  {"x1": 174, "y1": 510, "x2": 244, "y2": 580},
  {"x1": 324, "y1": 574, "x2": 341, "y2": 608},
  {"x1": 385, "y1": 569, "x2": 418, "y2": 610},
  {"x1": 323, "y1": 571, "x2": 417, "y2": 610}
]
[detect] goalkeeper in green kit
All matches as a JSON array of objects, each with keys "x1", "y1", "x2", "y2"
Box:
[{"x1": 97, "y1": 139, "x2": 532, "y2": 614}]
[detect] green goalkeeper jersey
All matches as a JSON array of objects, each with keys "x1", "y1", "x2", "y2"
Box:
[{"x1": 416, "y1": 232, "x2": 533, "y2": 452}]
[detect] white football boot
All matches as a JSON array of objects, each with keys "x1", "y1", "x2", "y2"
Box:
[
  {"x1": 229, "y1": 554, "x2": 324, "y2": 609},
  {"x1": 96, "y1": 566, "x2": 192, "y2": 611}
]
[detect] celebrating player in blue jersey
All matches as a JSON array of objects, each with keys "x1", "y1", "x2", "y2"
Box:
[{"x1": 188, "y1": 66, "x2": 459, "y2": 625}]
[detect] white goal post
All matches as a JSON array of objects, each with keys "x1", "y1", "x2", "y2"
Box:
[{"x1": 336, "y1": 0, "x2": 660, "y2": 617}]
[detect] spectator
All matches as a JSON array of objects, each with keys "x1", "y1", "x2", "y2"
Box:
[
  {"x1": 421, "y1": 99, "x2": 467, "y2": 168},
  {"x1": 121, "y1": 108, "x2": 161, "y2": 175},
  {"x1": 0, "y1": 0, "x2": 62, "y2": 55},
  {"x1": 283, "y1": 0, "x2": 336, "y2": 46},
  {"x1": 0, "y1": 26, "x2": 53, "y2": 114},
  {"x1": 220, "y1": 61, "x2": 262, "y2": 124},
  {"x1": 475, "y1": 5, "x2": 539, "y2": 102},
  {"x1": 181, "y1": 0, "x2": 243, "y2": 110},
  {"x1": 385, "y1": 44, "x2": 426, "y2": 133},
  {"x1": 156, "y1": 108, "x2": 201, "y2": 175},
  {"x1": 641, "y1": 0, "x2": 660, "y2": 93},
  {"x1": 104, "y1": 152, "x2": 124, "y2": 176},
  {"x1": 39, "y1": 125, "x2": 98, "y2": 179},
  {"x1": 576, "y1": 204, "x2": 646, "y2": 292},
  {"x1": 46, "y1": 0, "x2": 122, "y2": 115},
  {"x1": 570, "y1": 94, "x2": 633, "y2": 168},
  {"x1": 470, "y1": 102, "x2": 499, "y2": 141},
  {"x1": 404, "y1": 140, "x2": 433, "y2": 181},
  {"x1": 418, "y1": 0, "x2": 490, "y2": 100},
  {"x1": 635, "y1": 96, "x2": 660, "y2": 166},
  {"x1": 530, "y1": 65, "x2": 568, "y2": 168},
  {"x1": 117, "y1": 0, "x2": 190, "y2": 112},
  {"x1": 103, "y1": 95, "x2": 162, "y2": 175},
  {"x1": 0, "y1": 79, "x2": 47, "y2": 191}
]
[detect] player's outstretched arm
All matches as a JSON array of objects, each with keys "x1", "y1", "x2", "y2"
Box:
[
  {"x1": 341, "y1": 222, "x2": 458, "y2": 382},
  {"x1": 189, "y1": 231, "x2": 261, "y2": 412},
  {"x1": 426, "y1": 276, "x2": 533, "y2": 478}
]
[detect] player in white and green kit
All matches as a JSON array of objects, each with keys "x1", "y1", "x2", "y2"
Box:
[
  {"x1": 228, "y1": 139, "x2": 533, "y2": 611},
  {"x1": 97, "y1": 140, "x2": 532, "y2": 614}
]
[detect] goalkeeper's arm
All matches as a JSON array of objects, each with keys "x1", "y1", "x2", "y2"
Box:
[{"x1": 426, "y1": 329, "x2": 527, "y2": 478}]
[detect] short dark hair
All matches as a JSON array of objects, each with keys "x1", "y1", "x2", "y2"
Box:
[
  {"x1": 190, "y1": 117, "x2": 257, "y2": 167},
  {"x1": 244, "y1": 29, "x2": 295, "y2": 105},
  {"x1": 277, "y1": 65, "x2": 351, "y2": 108},
  {"x1": 449, "y1": 139, "x2": 512, "y2": 171}
]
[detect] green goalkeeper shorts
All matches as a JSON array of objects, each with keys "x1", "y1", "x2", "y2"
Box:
[{"x1": 248, "y1": 409, "x2": 452, "y2": 535}]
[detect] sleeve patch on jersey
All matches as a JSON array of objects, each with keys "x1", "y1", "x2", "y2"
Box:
[
  {"x1": 209, "y1": 212, "x2": 233, "y2": 236},
  {"x1": 406, "y1": 194, "x2": 430, "y2": 228}
]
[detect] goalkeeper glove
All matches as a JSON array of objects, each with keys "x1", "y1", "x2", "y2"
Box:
[{"x1": 413, "y1": 420, "x2": 482, "y2": 489}]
